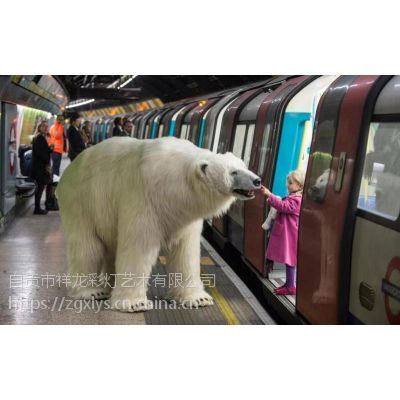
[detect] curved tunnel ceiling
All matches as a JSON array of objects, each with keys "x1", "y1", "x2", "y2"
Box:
[{"x1": 55, "y1": 75, "x2": 272, "y2": 111}]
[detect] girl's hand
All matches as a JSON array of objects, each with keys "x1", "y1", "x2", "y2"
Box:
[{"x1": 260, "y1": 185, "x2": 272, "y2": 197}]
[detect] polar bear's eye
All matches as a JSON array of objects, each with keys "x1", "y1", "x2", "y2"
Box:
[{"x1": 231, "y1": 171, "x2": 238, "y2": 176}]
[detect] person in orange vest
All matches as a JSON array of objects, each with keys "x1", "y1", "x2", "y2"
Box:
[{"x1": 48, "y1": 114, "x2": 66, "y2": 177}]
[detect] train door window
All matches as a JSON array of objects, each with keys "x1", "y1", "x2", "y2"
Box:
[
  {"x1": 144, "y1": 124, "x2": 150, "y2": 139},
  {"x1": 243, "y1": 124, "x2": 255, "y2": 167},
  {"x1": 358, "y1": 122, "x2": 400, "y2": 220},
  {"x1": 158, "y1": 124, "x2": 164, "y2": 138},
  {"x1": 180, "y1": 124, "x2": 189, "y2": 140},
  {"x1": 198, "y1": 109, "x2": 211, "y2": 148},
  {"x1": 212, "y1": 98, "x2": 237, "y2": 153},
  {"x1": 258, "y1": 123, "x2": 272, "y2": 176},
  {"x1": 232, "y1": 124, "x2": 247, "y2": 158},
  {"x1": 304, "y1": 120, "x2": 336, "y2": 203}
]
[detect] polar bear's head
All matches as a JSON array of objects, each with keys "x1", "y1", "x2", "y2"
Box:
[{"x1": 196, "y1": 152, "x2": 261, "y2": 201}]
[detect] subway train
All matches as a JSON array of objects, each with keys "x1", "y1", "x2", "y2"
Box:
[{"x1": 88, "y1": 75, "x2": 400, "y2": 325}]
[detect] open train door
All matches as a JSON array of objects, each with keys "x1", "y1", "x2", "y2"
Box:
[
  {"x1": 243, "y1": 76, "x2": 314, "y2": 276},
  {"x1": 297, "y1": 75, "x2": 390, "y2": 324}
]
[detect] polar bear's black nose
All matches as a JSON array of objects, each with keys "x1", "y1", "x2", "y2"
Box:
[{"x1": 253, "y1": 178, "x2": 261, "y2": 187}]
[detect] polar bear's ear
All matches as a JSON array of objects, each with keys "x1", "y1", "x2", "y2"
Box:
[{"x1": 198, "y1": 161, "x2": 208, "y2": 176}]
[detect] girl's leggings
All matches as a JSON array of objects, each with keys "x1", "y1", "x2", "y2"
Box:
[{"x1": 286, "y1": 265, "x2": 296, "y2": 288}]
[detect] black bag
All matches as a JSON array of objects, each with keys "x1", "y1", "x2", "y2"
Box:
[{"x1": 18, "y1": 145, "x2": 33, "y2": 178}]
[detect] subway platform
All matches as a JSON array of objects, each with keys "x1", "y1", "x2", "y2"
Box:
[{"x1": 0, "y1": 200, "x2": 275, "y2": 325}]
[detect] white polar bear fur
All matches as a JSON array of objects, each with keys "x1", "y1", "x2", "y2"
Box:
[{"x1": 57, "y1": 136, "x2": 259, "y2": 312}]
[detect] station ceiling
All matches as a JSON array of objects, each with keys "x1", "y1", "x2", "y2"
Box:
[{"x1": 55, "y1": 75, "x2": 271, "y2": 111}]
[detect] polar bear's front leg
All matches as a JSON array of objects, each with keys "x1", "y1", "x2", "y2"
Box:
[
  {"x1": 165, "y1": 220, "x2": 214, "y2": 308},
  {"x1": 110, "y1": 238, "x2": 160, "y2": 313}
]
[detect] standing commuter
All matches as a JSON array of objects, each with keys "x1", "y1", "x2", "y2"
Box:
[
  {"x1": 48, "y1": 115, "x2": 66, "y2": 177},
  {"x1": 30, "y1": 121, "x2": 54, "y2": 215},
  {"x1": 122, "y1": 120, "x2": 133, "y2": 136},
  {"x1": 112, "y1": 117, "x2": 123, "y2": 137},
  {"x1": 81, "y1": 120, "x2": 92, "y2": 146},
  {"x1": 67, "y1": 114, "x2": 86, "y2": 161}
]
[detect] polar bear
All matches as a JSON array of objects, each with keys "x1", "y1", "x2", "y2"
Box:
[{"x1": 57, "y1": 137, "x2": 261, "y2": 312}]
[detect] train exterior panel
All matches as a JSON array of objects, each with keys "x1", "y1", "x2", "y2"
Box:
[
  {"x1": 297, "y1": 75, "x2": 389, "y2": 324},
  {"x1": 348, "y1": 76, "x2": 400, "y2": 324}
]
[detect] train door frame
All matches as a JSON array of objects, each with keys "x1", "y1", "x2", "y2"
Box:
[
  {"x1": 138, "y1": 110, "x2": 158, "y2": 139},
  {"x1": 126, "y1": 114, "x2": 136, "y2": 137},
  {"x1": 106, "y1": 117, "x2": 115, "y2": 139},
  {"x1": 101, "y1": 119, "x2": 109, "y2": 141},
  {"x1": 225, "y1": 91, "x2": 273, "y2": 253},
  {"x1": 130, "y1": 113, "x2": 142, "y2": 138},
  {"x1": 242, "y1": 76, "x2": 316, "y2": 277},
  {"x1": 211, "y1": 87, "x2": 265, "y2": 239},
  {"x1": 133, "y1": 113, "x2": 145, "y2": 138},
  {"x1": 95, "y1": 119, "x2": 102, "y2": 143},
  {"x1": 160, "y1": 104, "x2": 185, "y2": 137},
  {"x1": 186, "y1": 98, "x2": 220, "y2": 145},
  {"x1": 149, "y1": 109, "x2": 170, "y2": 139},
  {"x1": 297, "y1": 75, "x2": 388, "y2": 324},
  {"x1": 200, "y1": 90, "x2": 242, "y2": 150},
  {"x1": 172, "y1": 102, "x2": 198, "y2": 138},
  {"x1": 179, "y1": 106, "x2": 198, "y2": 141}
]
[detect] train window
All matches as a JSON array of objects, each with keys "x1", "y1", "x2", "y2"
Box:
[
  {"x1": 243, "y1": 124, "x2": 255, "y2": 167},
  {"x1": 358, "y1": 122, "x2": 400, "y2": 220},
  {"x1": 305, "y1": 117, "x2": 336, "y2": 203},
  {"x1": 258, "y1": 123, "x2": 272, "y2": 176},
  {"x1": 158, "y1": 124, "x2": 164, "y2": 138},
  {"x1": 212, "y1": 98, "x2": 238, "y2": 153},
  {"x1": 232, "y1": 124, "x2": 247, "y2": 158}
]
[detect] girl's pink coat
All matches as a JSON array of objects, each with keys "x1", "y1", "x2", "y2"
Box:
[{"x1": 266, "y1": 193, "x2": 302, "y2": 267}]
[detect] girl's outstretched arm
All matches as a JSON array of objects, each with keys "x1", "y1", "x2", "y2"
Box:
[{"x1": 268, "y1": 193, "x2": 300, "y2": 214}]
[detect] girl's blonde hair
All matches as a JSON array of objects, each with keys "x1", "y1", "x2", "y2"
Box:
[{"x1": 287, "y1": 169, "x2": 305, "y2": 189}]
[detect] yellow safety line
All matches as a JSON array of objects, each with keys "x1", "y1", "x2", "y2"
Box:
[
  {"x1": 208, "y1": 286, "x2": 240, "y2": 325},
  {"x1": 158, "y1": 256, "x2": 216, "y2": 266},
  {"x1": 158, "y1": 255, "x2": 239, "y2": 325}
]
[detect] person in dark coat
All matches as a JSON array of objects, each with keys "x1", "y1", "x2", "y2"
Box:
[
  {"x1": 30, "y1": 121, "x2": 54, "y2": 215},
  {"x1": 122, "y1": 119, "x2": 133, "y2": 136},
  {"x1": 112, "y1": 117, "x2": 123, "y2": 137},
  {"x1": 67, "y1": 114, "x2": 86, "y2": 161}
]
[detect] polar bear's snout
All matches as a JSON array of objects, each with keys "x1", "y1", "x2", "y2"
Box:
[{"x1": 232, "y1": 169, "x2": 261, "y2": 200}]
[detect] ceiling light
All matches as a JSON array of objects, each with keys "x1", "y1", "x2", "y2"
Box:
[
  {"x1": 66, "y1": 99, "x2": 95, "y2": 109},
  {"x1": 118, "y1": 75, "x2": 137, "y2": 89}
]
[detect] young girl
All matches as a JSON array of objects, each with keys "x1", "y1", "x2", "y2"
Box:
[{"x1": 261, "y1": 169, "x2": 305, "y2": 295}]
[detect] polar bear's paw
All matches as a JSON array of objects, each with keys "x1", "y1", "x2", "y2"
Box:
[
  {"x1": 69, "y1": 287, "x2": 111, "y2": 300},
  {"x1": 110, "y1": 294, "x2": 152, "y2": 313},
  {"x1": 167, "y1": 288, "x2": 214, "y2": 308}
]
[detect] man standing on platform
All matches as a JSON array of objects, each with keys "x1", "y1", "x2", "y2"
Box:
[
  {"x1": 48, "y1": 114, "x2": 66, "y2": 177},
  {"x1": 67, "y1": 114, "x2": 86, "y2": 161}
]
